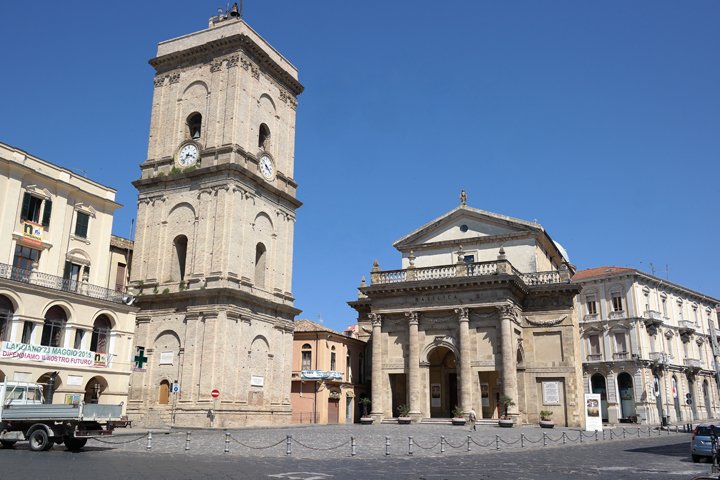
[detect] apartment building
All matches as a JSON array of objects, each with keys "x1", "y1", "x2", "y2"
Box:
[
  {"x1": 574, "y1": 266, "x2": 720, "y2": 425},
  {"x1": 0, "y1": 142, "x2": 136, "y2": 406}
]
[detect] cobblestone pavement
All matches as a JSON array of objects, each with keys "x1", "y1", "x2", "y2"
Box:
[{"x1": 98, "y1": 423, "x2": 693, "y2": 459}]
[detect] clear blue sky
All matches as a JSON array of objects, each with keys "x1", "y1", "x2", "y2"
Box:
[{"x1": 1, "y1": 1, "x2": 718, "y2": 332}]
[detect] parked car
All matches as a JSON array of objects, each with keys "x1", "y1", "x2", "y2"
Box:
[{"x1": 691, "y1": 423, "x2": 720, "y2": 463}]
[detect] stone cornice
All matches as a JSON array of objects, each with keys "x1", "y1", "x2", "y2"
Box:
[
  {"x1": 133, "y1": 159, "x2": 301, "y2": 210},
  {"x1": 149, "y1": 34, "x2": 304, "y2": 96},
  {"x1": 396, "y1": 231, "x2": 535, "y2": 254}
]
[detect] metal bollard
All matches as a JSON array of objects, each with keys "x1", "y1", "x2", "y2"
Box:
[
  {"x1": 609, "y1": 430, "x2": 613, "y2": 440},
  {"x1": 440, "y1": 436, "x2": 445, "y2": 454},
  {"x1": 224, "y1": 432, "x2": 230, "y2": 453},
  {"x1": 675, "y1": 425, "x2": 678, "y2": 433},
  {"x1": 648, "y1": 427, "x2": 651, "y2": 438},
  {"x1": 623, "y1": 428, "x2": 626, "y2": 439},
  {"x1": 406, "y1": 436, "x2": 411, "y2": 456},
  {"x1": 185, "y1": 432, "x2": 191, "y2": 451},
  {"x1": 579, "y1": 431, "x2": 583, "y2": 444},
  {"x1": 602, "y1": 430, "x2": 606, "y2": 441},
  {"x1": 543, "y1": 432, "x2": 547, "y2": 447},
  {"x1": 351, "y1": 436, "x2": 356, "y2": 457},
  {"x1": 562, "y1": 432, "x2": 566, "y2": 445},
  {"x1": 467, "y1": 435, "x2": 471, "y2": 452},
  {"x1": 496, "y1": 434, "x2": 500, "y2": 450},
  {"x1": 146, "y1": 431, "x2": 152, "y2": 451},
  {"x1": 386, "y1": 436, "x2": 391, "y2": 456},
  {"x1": 637, "y1": 428, "x2": 641, "y2": 438},
  {"x1": 520, "y1": 433, "x2": 525, "y2": 448},
  {"x1": 286, "y1": 435, "x2": 292, "y2": 456},
  {"x1": 595, "y1": 430, "x2": 598, "y2": 442}
]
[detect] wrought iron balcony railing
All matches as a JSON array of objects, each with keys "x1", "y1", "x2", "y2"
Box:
[{"x1": 0, "y1": 262, "x2": 124, "y2": 304}]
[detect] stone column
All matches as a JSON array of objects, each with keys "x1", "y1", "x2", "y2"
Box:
[
  {"x1": 405, "y1": 312, "x2": 420, "y2": 418},
  {"x1": 499, "y1": 303, "x2": 518, "y2": 414},
  {"x1": 455, "y1": 307, "x2": 472, "y2": 413},
  {"x1": 369, "y1": 313, "x2": 383, "y2": 421}
]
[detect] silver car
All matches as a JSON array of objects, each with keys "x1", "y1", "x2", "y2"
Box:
[{"x1": 691, "y1": 423, "x2": 720, "y2": 463}]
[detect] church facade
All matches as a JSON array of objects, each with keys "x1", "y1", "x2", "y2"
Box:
[
  {"x1": 127, "y1": 10, "x2": 303, "y2": 427},
  {"x1": 350, "y1": 199, "x2": 584, "y2": 426}
]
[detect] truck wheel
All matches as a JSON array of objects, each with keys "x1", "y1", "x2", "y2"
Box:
[
  {"x1": 0, "y1": 440, "x2": 17, "y2": 449},
  {"x1": 28, "y1": 429, "x2": 51, "y2": 452},
  {"x1": 63, "y1": 437, "x2": 87, "y2": 451}
]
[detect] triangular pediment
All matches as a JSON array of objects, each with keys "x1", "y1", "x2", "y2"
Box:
[{"x1": 394, "y1": 206, "x2": 542, "y2": 250}]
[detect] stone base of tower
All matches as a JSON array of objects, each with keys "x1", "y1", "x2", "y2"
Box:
[{"x1": 127, "y1": 402, "x2": 292, "y2": 428}]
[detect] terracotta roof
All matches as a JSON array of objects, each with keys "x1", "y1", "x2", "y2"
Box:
[
  {"x1": 572, "y1": 266, "x2": 635, "y2": 282},
  {"x1": 293, "y1": 319, "x2": 340, "y2": 334}
]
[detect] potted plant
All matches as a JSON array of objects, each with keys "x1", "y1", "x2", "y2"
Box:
[
  {"x1": 397, "y1": 404, "x2": 412, "y2": 424},
  {"x1": 358, "y1": 396, "x2": 373, "y2": 425},
  {"x1": 498, "y1": 394, "x2": 515, "y2": 428},
  {"x1": 539, "y1": 410, "x2": 554, "y2": 429},
  {"x1": 451, "y1": 405, "x2": 466, "y2": 426}
]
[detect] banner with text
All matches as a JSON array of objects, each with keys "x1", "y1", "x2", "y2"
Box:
[{"x1": 1, "y1": 342, "x2": 107, "y2": 368}]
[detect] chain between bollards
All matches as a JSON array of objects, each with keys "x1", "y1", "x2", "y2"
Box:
[
  {"x1": 351, "y1": 436, "x2": 356, "y2": 457},
  {"x1": 286, "y1": 435, "x2": 292, "y2": 456},
  {"x1": 185, "y1": 431, "x2": 191, "y2": 451},
  {"x1": 224, "y1": 431, "x2": 230, "y2": 453},
  {"x1": 146, "y1": 431, "x2": 152, "y2": 451},
  {"x1": 441, "y1": 435, "x2": 445, "y2": 454}
]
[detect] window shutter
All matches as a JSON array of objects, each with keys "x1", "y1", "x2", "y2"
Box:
[
  {"x1": 63, "y1": 261, "x2": 72, "y2": 280},
  {"x1": 75, "y1": 212, "x2": 89, "y2": 238},
  {"x1": 20, "y1": 193, "x2": 31, "y2": 220},
  {"x1": 41, "y1": 199, "x2": 53, "y2": 228}
]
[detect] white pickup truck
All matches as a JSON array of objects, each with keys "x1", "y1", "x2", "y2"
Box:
[{"x1": 0, "y1": 381, "x2": 123, "y2": 451}]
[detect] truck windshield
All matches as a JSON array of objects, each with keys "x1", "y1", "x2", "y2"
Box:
[{"x1": 4, "y1": 387, "x2": 26, "y2": 402}]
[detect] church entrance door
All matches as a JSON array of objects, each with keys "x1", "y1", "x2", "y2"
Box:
[
  {"x1": 389, "y1": 373, "x2": 407, "y2": 418},
  {"x1": 427, "y1": 347, "x2": 457, "y2": 418}
]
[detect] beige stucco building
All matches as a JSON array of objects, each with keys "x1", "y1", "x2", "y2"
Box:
[
  {"x1": 349, "y1": 198, "x2": 585, "y2": 426},
  {"x1": 574, "y1": 266, "x2": 720, "y2": 425},
  {"x1": 127, "y1": 10, "x2": 303, "y2": 427},
  {"x1": 0, "y1": 142, "x2": 136, "y2": 406},
  {"x1": 290, "y1": 320, "x2": 368, "y2": 424}
]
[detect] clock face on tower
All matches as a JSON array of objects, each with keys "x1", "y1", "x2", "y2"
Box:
[
  {"x1": 178, "y1": 143, "x2": 199, "y2": 167},
  {"x1": 258, "y1": 155, "x2": 275, "y2": 180}
]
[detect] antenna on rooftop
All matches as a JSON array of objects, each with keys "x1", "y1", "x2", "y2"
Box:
[{"x1": 649, "y1": 262, "x2": 656, "y2": 276}]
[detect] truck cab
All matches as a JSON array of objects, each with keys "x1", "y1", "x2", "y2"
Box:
[{"x1": 1, "y1": 382, "x2": 44, "y2": 406}]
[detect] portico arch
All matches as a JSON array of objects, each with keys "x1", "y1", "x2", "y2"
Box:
[
  {"x1": 84, "y1": 376, "x2": 108, "y2": 404},
  {"x1": 427, "y1": 345, "x2": 458, "y2": 418}
]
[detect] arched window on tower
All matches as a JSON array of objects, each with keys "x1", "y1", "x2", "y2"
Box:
[
  {"x1": 91, "y1": 315, "x2": 112, "y2": 354},
  {"x1": 173, "y1": 235, "x2": 188, "y2": 282},
  {"x1": 187, "y1": 113, "x2": 202, "y2": 140},
  {"x1": 254, "y1": 242, "x2": 267, "y2": 288},
  {"x1": 258, "y1": 123, "x2": 270, "y2": 150}
]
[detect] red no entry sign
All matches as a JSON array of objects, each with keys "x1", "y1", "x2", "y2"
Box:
[{"x1": 211, "y1": 388, "x2": 220, "y2": 398}]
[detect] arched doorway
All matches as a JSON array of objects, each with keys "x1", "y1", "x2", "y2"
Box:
[
  {"x1": 427, "y1": 346, "x2": 457, "y2": 418},
  {"x1": 37, "y1": 372, "x2": 63, "y2": 404},
  {"x1": 0, "y1": 295, "x2": 15, "y2": 341},
  {"x1": 703, "y1": 380, "x2": 713, "y2": 419},
  {"x1": 617, "y1": 372, "x2": 636, "y2": 420},
  {"x1": 158, "y1": 380, "x2": 170, "y2": 405},
  {"x1": 591, "y1": 373, "x2": 609, "y2": 422},
  {"x1": 84, "y1": 376, "x2": 107, "y2": 404}
]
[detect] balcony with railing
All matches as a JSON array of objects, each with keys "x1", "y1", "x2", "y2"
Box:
[
  {"x1": 684, "y1": 358, "x2": 702, "y2": 369},
  {"x1": 0, "y1": 262, "x2": 124, "y2": 304},
  {"x1": 586, "y1": 353, "x2": 603, "y2": 362},
  {"x1": 678, "y1": 320, "x2": 696, "y2": 333},
  {"x1": 608, "y1": 310, "x2": 626, "y2": 320},
  {"x1": 369, "y1": 259, "x2": 568, "y2": 287},
  {"x1": 644, "y1": 310, "x2": 663, "y2": 321},
  {"x1": 613, "y1": 352, "x2": 630, "y2": 361},
  {"x1": 649, "y1": 352, "x2": 667, "y2": 363}
]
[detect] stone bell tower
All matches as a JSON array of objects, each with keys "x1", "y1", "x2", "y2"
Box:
[{"x1": 127, "y1": 6, "x2": 303, "y2": 427}]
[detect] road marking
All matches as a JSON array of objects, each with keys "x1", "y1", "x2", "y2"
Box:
[{"x1": 268, "y1": 473, "x2": 333, "y2": 480}]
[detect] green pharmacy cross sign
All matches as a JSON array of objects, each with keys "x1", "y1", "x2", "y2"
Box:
[{"x1": 134, "y1": 347, "x2": 148, "y2": 370}]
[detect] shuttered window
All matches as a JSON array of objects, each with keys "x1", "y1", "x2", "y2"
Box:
[{"x1": 75, "y1": 212, "x2": 89, "y2": 238}]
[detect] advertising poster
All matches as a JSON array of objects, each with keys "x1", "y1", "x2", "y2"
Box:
[
  {"x1": 585, "y1": 393, "x2": 603, "y2": 431},
  {"x1": 431, "y1": 383, "x2": 441, "y2": 407}
]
